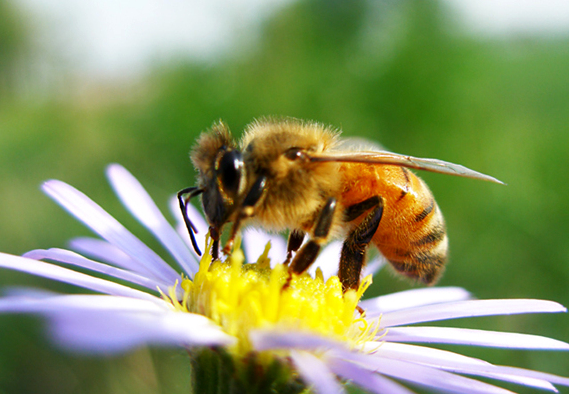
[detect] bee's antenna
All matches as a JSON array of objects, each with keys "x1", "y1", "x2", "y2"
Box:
[{"x1": 177, "y1": 187, "x2": 204, "y2": 256}]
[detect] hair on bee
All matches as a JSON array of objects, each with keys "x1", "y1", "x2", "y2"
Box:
[{"x1": 179, "y1": 118, "x2": 503, "y2": 291}]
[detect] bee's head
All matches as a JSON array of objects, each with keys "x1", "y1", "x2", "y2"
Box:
[{"x1": 191, "y1": 121, "x2": 245, "y2": 231}]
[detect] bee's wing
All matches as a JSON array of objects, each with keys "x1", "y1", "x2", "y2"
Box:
[
  {"x1": 334, "y1": 137, "x2": 385, "y2": 152},
  {"x1": 309, "y1": 151, "x2": 504, "y2": 184}
]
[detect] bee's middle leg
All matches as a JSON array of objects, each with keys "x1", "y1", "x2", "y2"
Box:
[
  {"x1": 288, "y1": 197, "x2": 336, "y2": 277},
  {"x1": 283, "y1": 229, "x2": 305, "y2": 265},
  {"x1": 339, "y1": 196, "x2": 384, "y2": 291}
]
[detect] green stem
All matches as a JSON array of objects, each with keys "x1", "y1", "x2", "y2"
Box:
[{"x1": 189, "y1": 347, "x2": 310, "y2": 394}]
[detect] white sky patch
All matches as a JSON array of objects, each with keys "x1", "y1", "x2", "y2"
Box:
[
  {"x1": 16, "y1": 0, "x2": 288, "y2": 79},
  {"x1": 12, "y1": 0, "x2": 569, "y2": 80},
  {"x1": 445, "y1": 0, "x2": 569, "y2": 37}
]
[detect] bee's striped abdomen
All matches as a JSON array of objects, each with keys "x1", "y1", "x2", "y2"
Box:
[
  {"x1": 340, "y1": 163, "x2": 449, "y2": 285},
  {"x1": 374, "y1": 171, "x2": 448, "y2": 284}
]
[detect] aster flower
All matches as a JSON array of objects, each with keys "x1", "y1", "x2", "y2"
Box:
[{"x1": 0, "y1": 164, "x2": 568, "y2": 394}]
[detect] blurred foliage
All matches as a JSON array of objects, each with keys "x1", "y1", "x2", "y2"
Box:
[
  {"x1": 0, "y1": 0, "x2": 29, "y2": 97},
  {"x1": 1, "y1": 0, "x2": 569, "y2": 393}
]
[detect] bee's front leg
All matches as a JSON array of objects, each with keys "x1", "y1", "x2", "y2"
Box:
[
  {"x1": 210, "y1": 226, "x2": 221, "y2": 260},
  {"x1": 223, "y1": 175, "x2": 267, "y2": 255},
  {"x1": 177, "y1": 186, "x2": 204, "y2": 256}
]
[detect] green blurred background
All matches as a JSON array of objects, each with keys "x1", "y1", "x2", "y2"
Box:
[{"x1": 1, "y1": 0, "x2": 568, "y2": 392}]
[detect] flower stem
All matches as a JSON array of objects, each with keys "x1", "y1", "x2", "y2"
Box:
[{"x1": 189, "y1": 347, "x2": 310, "y2": 394}]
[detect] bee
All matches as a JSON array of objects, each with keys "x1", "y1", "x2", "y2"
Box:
[{"x1": 179, "y1": 118, "x2": 502, "y2": 291}]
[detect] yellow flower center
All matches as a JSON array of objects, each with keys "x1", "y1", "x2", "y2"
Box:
[{"x1": 161, "y1": 237, "x2": 379, "y2": 355}]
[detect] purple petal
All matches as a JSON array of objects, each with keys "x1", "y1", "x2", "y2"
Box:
[
  {"x1": 1, "y1": 286, "x2": 57, "y2": 299},
  {"x1": 290, "y1": 350, "x2": 345, "y2": 394},
  {"x1": 379, "y1": 299, "x2": 567, "y2": 327},
  {"x1": 384, "y1": 326, "x2": 569, "y2": 350},
  {"x1": 0, "y1": 292, "x2": 166, "y2": 314},
  {"x1": 483, "y1": 365, "x2": 569, "y2": 389},
  {"x1": 42, "y1": 179, "x2": 179, "y2": 284},
  {"x1": 0, "y1": 252, "x2": 158, "y2": 302},
  {"x1": 51, "y1": 308, "x2": 233, "y2": 353},
  {"x1": 462, "y1": 370, "x2": 558, "y2": 392},
  {"x1": 24, "y1": 248, "x2": 169, "y2": 292},
  {"x1": 169, "y1": 197, "x2": 209, "y2": 258},
  {"x1": 69, "y1": 237, "x2": 161, "y2": 279},
  {"x1": 309, "y1": 246, "x2": 386, "y2": 280},
  {"x1": 361, "y1": 287, "x2": 472, "y2": 315},
  {"x1": 370, "y1": 342, "x2": 558, "y2": 391},
  {"x1": 242, "y1": 227, "x2": 287, "y2": 266},
  {"x1": 337, "y1": 350, "x2": 518, "y2": 394},
  {"x1": 309, "y1": 241, "x2": 342, "y2": 279},
  {"x1": 107, "y1": 164, "x2": 199, "y2": 277},
  {"x1": 0, "y1": 294, "x2": 234, "y2": 353},
  {"x1": 328, "y1": 357, "x2": 417, "y2": 394},
  {"x1": 362, "y1": 255, "x2": 386, "y2": 278},
  {"x1": 369, "y1": 341, "x2": 492, "y2": 367},
  {"x1": 250, "y1": 330, "x2": 344, "y2": 352}
]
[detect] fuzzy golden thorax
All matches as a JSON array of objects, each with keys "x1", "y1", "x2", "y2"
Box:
[{"x1": 239, "y1": 119, "x2": 343, "y2": 231}]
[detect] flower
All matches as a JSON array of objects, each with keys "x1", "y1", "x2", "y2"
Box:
[{"x1": 0, "y1": 163, "x2": 568, "y2": 394}]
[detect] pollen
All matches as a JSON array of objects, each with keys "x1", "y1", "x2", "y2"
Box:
[{"x1": 161, "y1": 236, "x2": 376, "y2": 355}]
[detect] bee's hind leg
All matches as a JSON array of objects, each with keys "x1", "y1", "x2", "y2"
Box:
[
  {"x1": 339, "y1": 196, "x2": 384, "y2": 292},
  {"x1": 287, "y1": 198, "x2": 336, "y2": 284}
]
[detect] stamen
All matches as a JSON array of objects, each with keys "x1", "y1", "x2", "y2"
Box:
[
  {"x1": 162, "y1": 236, "x2": 377, "y2": 355},
  {"x1": 257, "y1": 241, "x2": 272, "y2": 269}
]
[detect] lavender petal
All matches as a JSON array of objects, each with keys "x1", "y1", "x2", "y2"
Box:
[
  {"x1": 362, "y1": 255, "x2": 387, "y2": 278},
  {"x1": 107, "y1": 164, "x2": 199, "y2": 277},
  {"x1": 309, "y1": 241, "x2": 342, "y2": 280},
  {"x1": 0, "y1": 252, "x2": 158, "y2": 302},
  {"x1": 68, "y1": 237, "x2": 161, "y2": 279},
  {"x1": 328, "y1": 356, "x2": 417, "y2": 394},
  {"x1": 483, "y1": 365, "x2": 569, "y2": 388},
  {"x1": 338, "y1": 350, "x2": 518, "y2": 394},
  {"x1": 42, "y1": 179, "x2": 179, "y2": 283},
  {"x1": 0, "y1": 294, "x2": 233, "y2": 353},
  {"x1": 290, "y1": 350, "x2": 345, "y2": 394},
  {"x1": 361, "y1": 287, "x2": 472, "y2": 315},
  {"x1": 250, "y1": 329, "x2": 344, "y2": 352},
  {"x1": 384, "y1": 326, "x2": 569, "y2": 350},
  {"x1": 379, "y1": 299, "x2": 567, "y2": 327},
  {"x1": 242, "y1": 227, "x2": 287, "y2": 266},
  {"x1": 368, "y1": 342, "x2": 558, "y2": 391},
  {"x1": 24, "y1": 248, "x2": 169, "y2": 292}
]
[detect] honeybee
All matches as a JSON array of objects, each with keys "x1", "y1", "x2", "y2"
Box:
[{"x1": 179, "y1": 118, "x2": 502, "y2": 291}]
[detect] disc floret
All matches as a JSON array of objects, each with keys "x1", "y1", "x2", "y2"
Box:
[{"x1": 160, "y1": 238, "x2": 377, "y2": 356}]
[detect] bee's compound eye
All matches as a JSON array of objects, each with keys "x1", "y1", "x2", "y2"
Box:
[
  {"x1": 218, "y1": 150, "x2": 244, "y2": 197},
  {"x1": 285, "y1": 147, "x2": 306, "y2": 161}
]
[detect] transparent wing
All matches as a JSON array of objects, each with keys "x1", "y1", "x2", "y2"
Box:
[
  {"x1": 308, "y1": 151, "x2": 504, "y2": 184},
  {"x1": 334, "y1": 137, "x2": 385, "y2": 152}
]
